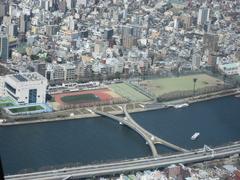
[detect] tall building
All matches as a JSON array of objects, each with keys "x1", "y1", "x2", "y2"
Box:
[
  {"x1": 2, "y1": 15, "x2": 11, "y2": 27},
  {"x1": 40, "y1": 0, "x2": 52, "y2": 10},
  {"x1": 48, "y1": 0, "x2": 54, "y2": 8},
  {"x1": 19, "y1": 14, "x2": 27, "y2": 33},
  {"x1": 46, "y1": 63, "x2": 76, "y2": 82},
  {"x1": 203, "y1": 33, "x2": 219, "y2": 52},
  {"x1": 77, "y1": 0, "x2": 87, "y2": 7},
  {"x1": 46, "y1": 64, "x2": 63, "y2": 83},
  {"x1": 62, "y1": 64, "x2": 76, "y2": 81},
  {"x1": 207, "y1": 52, "x2": 218, "y2": 68},
  {"x1": 121, "y1": 26, "x2": 139, "y2": 49},
  {"x1": 104, "y1": 28, "x2": 114, "y2": 40},
  {"x1": 8, "y1": 23, "x2": 18, "y2": 37},
  {"x1": 66, "y1": 0, "x2": 75, "y2": 10},
  {"x1": 94, "y1": 39, "x2": 106, "y2": 55},
  {"x1": 37, "y1": 63, "x2": 47, "y2": 77},
  {"x1": 132, "y1": 26, "x2": 141, "y2": 38},
  {"x1": 173, "y1": 17, "x2": 179, "y2": 29},
  {"x1": 8, "y1": 4, "x2": 17, "y2": 17},
  {"x1": 80, "y1": 29, "x2": 88, "y2": 38},
  {"x1": 181, "y1": 14, "x2": 192, "y2": 29},
  {"x1": 122, "y1": 25, "x2": 141, "y2": 38},
  {"x1": 45, "y1": 0, "x2": 50, "y2": 11},
  {"x1": 40, "y1": 0, "x2": 46, "y2": 9},
  {"x1": 52, "y1": 65, "x2": 65, "y2": 82},
  {"x1": 4, "y1": 72, "x2": 48, "y2": 104},
  {"x1": 122, "y1": 26, "x2": 132, "y2": 37},
  {"x1": 0, "y1": 3, "x2": 5, "y2": 18},
  {"x1": 58, "y1": 0, "x2": 67, "y2": 13},
  {"x1": 0, "y1": 34, "x2": 9, "y2": 62},
  {"x1": 122, "y1": 35, "x2": 137, "y2": 49},
  {"x1": 197, "y1": 4, "x2": 210, "y2": 26},
  {"x1": 192, "y1": 53, "x2": 201, "y2": 69},
  {"x1": 68, "y1": 16, "x2": 75, "y2": 31},
  {"x1": 46, "y1": 25, "x2": 59, "y2": 36}
]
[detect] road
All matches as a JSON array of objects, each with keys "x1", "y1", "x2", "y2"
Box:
[{"x1": 5, "y1": 143, "x2": 240, "y2": 180}]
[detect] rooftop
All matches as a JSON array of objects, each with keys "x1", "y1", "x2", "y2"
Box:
[{"x1": 8, "y1": 72, "x2": 46, "y2": 82}]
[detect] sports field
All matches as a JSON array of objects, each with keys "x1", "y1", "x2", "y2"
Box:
[
  {"x1": 9, "y1": 105, "x2": 44, "y2": 113},
  {"x1": 53, "y1": 88, "x2": 122, "y2": 106},
  {"x1": 140, "y1": 74, "x2": 223, "y2": 96},
  {"x1": 109, "y1": 83, "x2": 151, "y2": 102},
  {"x1": 61, "y1": 94, "x2": 100, "y2": 104}
]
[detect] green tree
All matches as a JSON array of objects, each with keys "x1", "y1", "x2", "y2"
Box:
[{"x1": 193, "y1": 78, "x2": 197, "y2": 96}]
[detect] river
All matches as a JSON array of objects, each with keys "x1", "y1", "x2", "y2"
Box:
[{"x1": 0, "y1": 96, "x2": 240, "y2": 175}]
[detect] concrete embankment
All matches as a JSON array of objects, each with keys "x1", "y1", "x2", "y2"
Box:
[
  {"x1": 188, "y1": 89, "x2": 240, "y2": 104},
  {"x1": 0, "y1": 113, "x2": 99, "y2": 126},
  {"x1": 133, "y1": 88, "x2": 240, "y2": 112},
  {"x1": 0, "y1": 88, "x2": 239, "y2": 126}
]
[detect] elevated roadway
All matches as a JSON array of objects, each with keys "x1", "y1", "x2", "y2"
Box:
[{"x1": 5, "y1": 143, "x2": 240, "y2": 180}]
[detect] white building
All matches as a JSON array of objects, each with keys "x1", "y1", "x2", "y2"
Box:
[
  {"x1": 192, "y1": 53, "x2": 201, "y2": 69},
  {"x1": 77, "y1": 0, "x2": 87, "y2": 7},
  {"x1": 4, "y1": 72, "x2": 48, "y2": 104},
  {"x1": 66, "y1": 0, "x2": 74, "y2": 10},
  {"x1": 105, "y1": 57, "x2": 124, "y2": 74},
  {"x1": 218, "y1": 62, "x2": 240, "y2": 76},
  {"x1": 197, "y1": 4, "x2": 210, "y2": 26},
  {"x1": 68, "y1": 16, "x2": 75, "y2": 31},
  {"x1": 62, "y1": 63, "x2": 76, "y2": 81},
  {"x1": 46, "y1": 63, "x2": 76, "y2": 82}
]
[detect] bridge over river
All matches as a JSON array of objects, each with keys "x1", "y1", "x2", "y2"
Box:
[
  {"x1": 6, "y1": 142, "x2": 240, "y2": 180},
  {"x1": 94, "y1": 104, "x2": 188, "y2": 157}
]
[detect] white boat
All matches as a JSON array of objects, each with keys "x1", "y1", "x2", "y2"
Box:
[
  {"x1": 174, "y1": 103, "x2": 189, "y2": 109},
  {"x1": 0, "y1": 119, "x2": 6, "y2": 123},
  {"x1": 191, "y1": 132, "x2": 200, "y2": 140}
]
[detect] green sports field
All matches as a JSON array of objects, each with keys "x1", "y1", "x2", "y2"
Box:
[
  {"x1": 61, "y1": 94, "x2": 100, "y2": 104},
  {"x1": 140, "y1": 74, "x2": 223, "y2": 96},
  {"x1": 109, "y1": 83, "x2": 151, "y2": 102},
  {"x1": 9, "y1": 105, "x2": 44, "y2": 113}
]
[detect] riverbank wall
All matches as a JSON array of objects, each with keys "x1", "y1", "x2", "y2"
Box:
[{"x1": 1, "y1": 88, "x2": 239, "y2": 126}]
